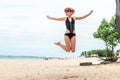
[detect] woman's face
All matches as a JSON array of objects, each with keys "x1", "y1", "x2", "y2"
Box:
[{"x1": 65, "y1": 9, "x2": 73, "y2": 16}]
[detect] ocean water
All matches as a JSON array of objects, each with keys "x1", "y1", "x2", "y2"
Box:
[{"x1": 0, "y1": 55, "x2": 56, "y2": 60}]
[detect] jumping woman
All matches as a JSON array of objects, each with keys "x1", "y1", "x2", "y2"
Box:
[{"x1": 47, "y1": 7, "x2": 93, "y2": 53}]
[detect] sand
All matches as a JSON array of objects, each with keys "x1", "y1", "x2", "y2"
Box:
[{"x1": 0, "y1": 58, "x2": 120, "y2": 80}]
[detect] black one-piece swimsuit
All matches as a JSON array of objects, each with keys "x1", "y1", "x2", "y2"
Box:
[{"x1": 65, "y1": 17, "x2": 76, "y2": 39}]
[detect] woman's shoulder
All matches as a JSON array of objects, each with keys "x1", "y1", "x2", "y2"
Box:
[{"x1": 64, "y1": 17, "x2": 68, "y2": 21}]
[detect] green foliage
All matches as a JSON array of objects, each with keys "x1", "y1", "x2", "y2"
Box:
[
  {"x1": 93, "y1": 16, "x2": 120, "y2": 51},
  {"x1": 80, "y1": 49, "x2": 118, "y2": 62},
  {"x1": 80, "y1": 16, "x2": 120, "y2": 62},
  {"x1": 92, "y1": 16, "x2": 120, "y2": 62},
  {"x1": 81, "y1": 49, "x2": 108, "y2": 57}
]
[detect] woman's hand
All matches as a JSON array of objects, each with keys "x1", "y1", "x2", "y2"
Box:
[
  {"x1": 47, "y1": 16, "x2": 51, "y2": 19},
  {"x1": 89, "y1": 10, "x2": 93, "y2": 15}
]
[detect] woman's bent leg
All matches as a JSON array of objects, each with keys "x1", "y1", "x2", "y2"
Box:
[{"x1": 54, "y1": 36, "x2": 71, "y2": 52}]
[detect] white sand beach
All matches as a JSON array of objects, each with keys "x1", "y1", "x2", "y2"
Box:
[{"x1": 0, "y1": 58, "x2": 120, "y2": 80}]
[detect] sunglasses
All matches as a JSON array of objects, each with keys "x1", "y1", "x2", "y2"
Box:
[{"x1": 65, "y1": 10, "x2": 73, "y2": 12}]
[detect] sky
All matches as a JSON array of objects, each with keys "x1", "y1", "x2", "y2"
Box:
[{"x1": 0, "y1": 0, "x2": 118, "y2": 58}]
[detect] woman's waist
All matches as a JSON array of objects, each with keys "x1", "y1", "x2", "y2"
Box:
[{"x1": 65, "y1": 29, "x2": 76, "y2": 34}]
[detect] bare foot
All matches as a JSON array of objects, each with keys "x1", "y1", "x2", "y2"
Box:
[{"x1": 54, "y1": 42, "x2": 61, "y2": 46}]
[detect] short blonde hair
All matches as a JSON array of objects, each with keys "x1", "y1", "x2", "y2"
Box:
[{"x1": 64, "y1": 7, "x2": 75, "y2": 13}]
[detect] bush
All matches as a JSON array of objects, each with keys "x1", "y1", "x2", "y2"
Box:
[{"x1": 80, "y1": 49, "x2": 108, "y2": 57}]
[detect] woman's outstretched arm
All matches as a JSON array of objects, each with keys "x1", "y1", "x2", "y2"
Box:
[
  {"x1": 74, "y1": 10, "x2": 93, "y2": 20},
  {"x1": 47, "y1": 16, "x2": 65, "y2": 21}
]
